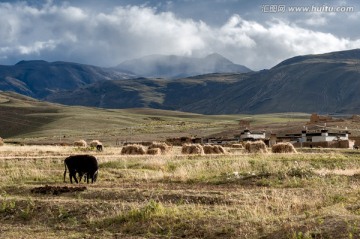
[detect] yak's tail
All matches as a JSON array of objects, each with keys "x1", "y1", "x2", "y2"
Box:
[
  {"x1": 93, "y1": 170, "x2": 98, "y2": 183},
  {"x1": 63, "y1": 162, "x2": 67, "y2": 183}
]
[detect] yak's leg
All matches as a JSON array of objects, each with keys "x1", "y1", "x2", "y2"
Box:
[
  {"x1": 78, "y1": 172, "x2": 84, "y2": 182},
  {"x1": 69, "y1": 170, "x2": 78, "y2": 184}
]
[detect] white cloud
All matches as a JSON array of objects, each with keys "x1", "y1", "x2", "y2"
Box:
[
  {"x1": 18, "y1": 40, "x2": 57, "y2": 55},
  {"x1": 217, "y1": 15, "x2": 258, "y2": 47},
  {"x1": 297, "y1": 13, "x2": 328, "y2": 26},
  {"x1": 0, "y1": 1, "x2": 359, "y2": 69},
  {"x1": 206, "y1": 16, "x2": 360, "y2": 68}
]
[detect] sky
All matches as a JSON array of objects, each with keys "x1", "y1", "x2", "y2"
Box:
[{"x1": 0, "y1": 0, "x2": 359, "y2": 70}]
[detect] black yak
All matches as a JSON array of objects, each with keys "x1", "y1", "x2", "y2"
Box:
[
  {"x1": 63, "y1": 155, "x2": 98, "y2": 184},
  {"x1": 96, "y1": 144, "x2": 103, "y2": 151}
]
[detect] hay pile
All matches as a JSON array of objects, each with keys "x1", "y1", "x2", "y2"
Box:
[
  {"x1": 89, "y1": 140, "x2": 102, "y2": 147},
  {"x1": 271, "y1": 142, "x2": 297, "y2": 153},
  {"x1": 245, "y1": 141, "x2": 268, "y2": 153},
  {"x1": 0, "y1": 137, "x2": 3, "y2": 146},
  {"x1": 231, "y1": 143, "x2": 243, "y2": 149},
  {"x1": 148, "y1": 142, "x2": 171, "y2": 154},
  {"x1": 203, "y1": 145, "x2": 226, "y2": 154},
  {"x1": 146, "y1": 148, "x2": 162, "y2": 155},
  {"x1": 124, "y1": 141, "x2": 153, "y2": 146},
  {"x1": 74, "y1": 140, "x2": 87, "y2": 147},
  {"x1": 121, "y1": 144, "x2": 146, "y2": 155},
  {"x1": 181, "y1": 144, "x2": 204, "y2": 155}
]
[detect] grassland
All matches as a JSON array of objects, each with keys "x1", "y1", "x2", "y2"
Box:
[
  {"x1": 0, "y1": 91, "x2": 310, "y2": 145},
  {"x1": 0, "y1": 145, "x2": 360, "y2": 238},
  {"x1": 1, "y1": 91, "x2": 360, "y2": 238}
]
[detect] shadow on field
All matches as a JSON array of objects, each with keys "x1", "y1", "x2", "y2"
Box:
[{"x1": 31, "y1": 185, "x2": 87, "y2": 195}]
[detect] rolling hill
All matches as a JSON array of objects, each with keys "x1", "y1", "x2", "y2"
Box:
[
  {"x1": 0, "y1": 91, "x2": 240, "y2": 141},
  {"x1": 45, "y1": 73, "x2": 244, "y2": 110},
  {"x1": 190, "y1": 49, "x2": 360, "y2": 114},
  {"x1": 0, "y1": 60, "x2": 134, "y2": 98},
  {"x1": 0, "y1": 91, "x2": 310, "y2": 143}
]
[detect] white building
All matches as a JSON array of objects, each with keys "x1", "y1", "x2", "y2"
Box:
[
  {"x1": 300, "y1": 129, "x2": 349, "y2": 143},
  {"x1": 238, "y1": 129, "x2": 266, "y2": 141}
]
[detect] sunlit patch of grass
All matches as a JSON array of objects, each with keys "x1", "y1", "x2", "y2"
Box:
[{"x1": 0, "y1": 145, "x2": 360, "y2": 238}]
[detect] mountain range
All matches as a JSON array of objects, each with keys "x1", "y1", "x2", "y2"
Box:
[
  {"x1": 1, "y1": 50, "x2": 360, "y2": 114},
  {"x1": 114, "y1": 53, "x2": 252, "y2": 78},
  {"x1": 0, "y1": 60, "x2": 134, "y2": 98}
]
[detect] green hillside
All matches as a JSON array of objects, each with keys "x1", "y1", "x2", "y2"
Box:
[{"x1": 0, "y1": 91, "x2": 309, "y2": 145}]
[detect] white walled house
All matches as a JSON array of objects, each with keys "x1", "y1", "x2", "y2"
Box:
[
  {"x1": 237, "y1": 129, "x2": 266, "y2": 141},
  {"x1": 272, "y1": 129, "x2": 352, "y2": 148},
  {"x1": 301, "y1": 129, "x2": 349, "y2": 143}
]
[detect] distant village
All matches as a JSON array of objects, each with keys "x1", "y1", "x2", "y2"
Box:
[{"x1": 165, "y1": 113, "x2": 360, "y2": 149}]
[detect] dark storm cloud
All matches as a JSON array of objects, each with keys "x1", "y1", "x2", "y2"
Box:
[{"x1": 0, "y1": 0, "x2": 359, "y2": 69}]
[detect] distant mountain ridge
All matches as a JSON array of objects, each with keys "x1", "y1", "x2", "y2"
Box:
[
  {"x1": 1, "y1": 49, "x2": 360, "y2": 114},
  {"x1": 0, "y1": 60, "x2": 134, "y2": 97},
  {"x1": 114, "y1": 53, "x2": 252, "y2": 78},
  {"x1": 274, "y1": 49, "x2": 360, "y2": 68},
  {"x1": 45, "y1": 74, "x2": 241, "y2": 110}
]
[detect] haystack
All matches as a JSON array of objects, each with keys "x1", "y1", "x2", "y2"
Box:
[
  {"x1": 121, "y1": 144, "x2": 146, "y2": 155},
  {"x1": 90, "y1": 140, "x2": 102, "y2": 147},
  {"x1": 0, "y1": 137, "x2": 3, "y2": 146},
  {"x1": 74, "y1": 140, "x2": 87, "y2": 147},
  {"x1": 203, "y1": 145, "x2": 226, "y2": 154},
  {"x1": 181, "y1": 144, "x2": 204, "y2": 155},
  {"x1": 244, "y1": 141, "x2": 268, "y2": 153},
  {"x1": 271, "y1": 142, "x2": 297, "y2": 153},
  {"x1": 147, "y1": 148, "x2": 162, "y2": 155},
  {"x1": 148, "y1": 142, "x2": 171, "y2": 154},
  {"x1": 231, "y1": 143, "x2": 243, "y2": 149}
]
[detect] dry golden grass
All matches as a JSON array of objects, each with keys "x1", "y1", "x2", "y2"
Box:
[
  {"x1": 0, "y1": 145, "x2": 360, "y2": 238},
  {"x1": 272, "y1": 142, "x2": 297, "y2": 153},
  {"x1": 89, "y1": 140, "x2": 102, "y2": 147},
  {"x1": 146, "y1": 147, "x2": 161, "y2": 155},
  {"x1": 203, "y1": 144, "x2": 227, "y2": 154},
  {"x1": 74, "y1": 139, "x2": 87, "y2": 147},
  {"x1": 121, "y1": 144, "x2": 146, "y2": 155},
  {"x1": 231, "y1": 143, "x2": 243, "y2": 148},
  {"x1": 148, "y1": 142, "x2": 171, "y2": 154},
  {"x1": 181, "y1": 144, "x2": 204, "y2": 155},
  {"x1": 245, "y1": 140, "x2": 268, "y2": 153}
]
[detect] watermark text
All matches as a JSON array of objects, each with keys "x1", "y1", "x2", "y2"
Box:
[{"x1": 261, "y1": 5, "x2": 355, "y2": 13}]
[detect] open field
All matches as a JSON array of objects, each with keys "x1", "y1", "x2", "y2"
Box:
[
  {"x1": 1, "y1": 91, "x2": 360, "y2": 238},
  {"x1": 3, "y1": 90, "x2": 359, "y2": 147},
  {"x1": 0, "y1": 145, "x2": 360, "y2": 238},
  {"x1": 0, "y1": 91, "x2": 311, "y2": 145}
]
